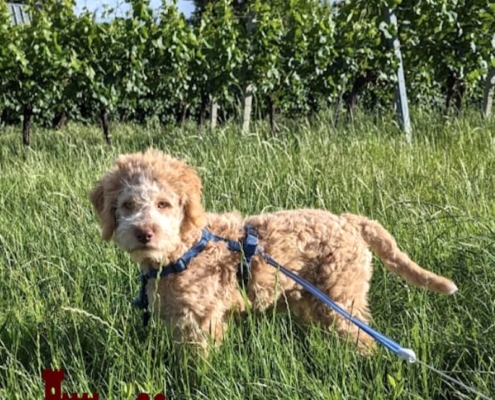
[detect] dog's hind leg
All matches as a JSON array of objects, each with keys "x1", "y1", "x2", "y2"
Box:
[
  {"x1": 310, "y1": 248, "x2": 377, "y2": 355},
  {"x1": 317, "y1": 297, "x2": 376, "y2": 354}
]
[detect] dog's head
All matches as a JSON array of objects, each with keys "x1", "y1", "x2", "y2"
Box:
[{"x1": 89, "y1": 149, "x2": 206, "y2": 264}]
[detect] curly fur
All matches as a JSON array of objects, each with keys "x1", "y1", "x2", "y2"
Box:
[{"x1": 90, "y1": 149, "x2": 457, "y2": 354}]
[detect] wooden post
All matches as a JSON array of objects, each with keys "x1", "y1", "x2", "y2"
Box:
[
  {"x1": 482, "y1": 67, "x2": 495, "y2": 118},
  {"x1": 383, "y1": 7, "x2": 411, "y2": 143},
  {"x1": 242, "y1": 12, "x2": 256, "y2": 134},
  {"x1": 210, "y1": 100, "x2": 218, "y2": 130},
  {"x1": 242, "y1": 85, "x2": 253, "y2": 133}
]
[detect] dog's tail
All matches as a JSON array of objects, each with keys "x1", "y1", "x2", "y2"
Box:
[{"x1": 345, "y1": 214, "x2": 457, "y2": 295}]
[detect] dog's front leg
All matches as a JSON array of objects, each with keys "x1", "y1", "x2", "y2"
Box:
[{"x1": 166, "y1": 311, "x2": 228, "y2": 358}]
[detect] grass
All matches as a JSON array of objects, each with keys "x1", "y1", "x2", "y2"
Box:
[{"x1": 1, "y1": 110, "x2": 494, "y2": 399}]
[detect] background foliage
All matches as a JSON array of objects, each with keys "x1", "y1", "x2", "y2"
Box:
[{"x1": 1, "y1": 0, "x2": 494, "y2": 134}]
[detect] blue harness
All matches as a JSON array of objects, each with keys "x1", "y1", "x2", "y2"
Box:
[
  {"x1": 132, "y1": 224, "x2": 417, "y2": 362},
  {"x1": 132, "y1": 225, "x2": 259, "y2": 327}
]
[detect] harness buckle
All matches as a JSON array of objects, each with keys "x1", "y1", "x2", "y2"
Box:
[
  {"x1": 173, "y1": 258, "x2": 187, "y2": 273},
  {"x1": 238, "y1": 225, "x2": 259, "y2": 288},
  {"x1": 243, "y1": 225, "x2": 258, "y2": 263}
]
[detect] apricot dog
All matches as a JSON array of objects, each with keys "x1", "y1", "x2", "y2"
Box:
[{"x1": 90, "y1": 149, "x2": 457, "y2": 354}]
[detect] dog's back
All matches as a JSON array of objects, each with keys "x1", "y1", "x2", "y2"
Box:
[{"x1": 244, "y1": 208, "x2": 457, "y2": 295}]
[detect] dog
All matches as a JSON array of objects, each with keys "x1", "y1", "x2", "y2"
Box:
[{"x1": 89, "y1": 149, "x2": 457, "y2": 354}]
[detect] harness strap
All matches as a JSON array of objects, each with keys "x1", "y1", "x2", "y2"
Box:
[
  {"x1": 147, "y1": 230, "x2": 215, "y2": 280},
  {"x1": 131, "y1": 274, "x2": 151, "y2": 327}
]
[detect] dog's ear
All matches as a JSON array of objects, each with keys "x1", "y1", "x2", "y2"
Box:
[
  {"x1": 89, "y1": 179, "x2": 116, "y2": 241},
  {"x1": 184, "y1": 189, "x2": 206, "y2": 229},
  {"x1": 179, "y1": 166, "x2": 206, "y2": 237}
]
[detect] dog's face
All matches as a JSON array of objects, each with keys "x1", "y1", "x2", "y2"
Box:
[
  {"x1": 89, "y1": 149, "x2": 206, "y2": 264},
  {"x1": 112, "y1": 175, "x2": 184, "y2": 263}
]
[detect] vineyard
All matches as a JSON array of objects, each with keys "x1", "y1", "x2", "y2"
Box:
[{"x1": 0, "y1": 0, "x2": 494, "y2": 145}]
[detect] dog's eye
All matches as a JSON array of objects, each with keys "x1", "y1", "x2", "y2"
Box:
[
  {"x1": 157, "y1": 201, "x2": 170, "y2": 209},
  {"x1": 123, "y1": 200, "x2": 135, "y2": 210}
]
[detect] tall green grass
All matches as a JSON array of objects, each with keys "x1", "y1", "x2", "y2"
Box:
[{"x1": 1, "y1": 111, "x2": 494, "y2": 399}]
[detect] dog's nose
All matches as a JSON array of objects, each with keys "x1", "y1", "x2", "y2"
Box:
[{"x1": 135, "y1": 227, "x2": 154, "y2": 244}]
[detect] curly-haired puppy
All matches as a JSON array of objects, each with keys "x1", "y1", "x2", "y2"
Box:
[{"x1": 90, "y1": 149, "x2": 457, "y2": 354}]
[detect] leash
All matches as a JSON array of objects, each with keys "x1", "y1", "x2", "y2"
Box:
[
  {"x1": 131, "y1": 225, "x2": 492, "y2": 400},
  {"x1": 258, "y1": 250, "x2": 416, "y2": 361}
]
